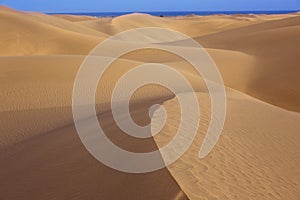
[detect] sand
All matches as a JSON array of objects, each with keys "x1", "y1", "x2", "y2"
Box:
[{"x1": 0, "y1": 6, "x2": 299, "y2": 200}]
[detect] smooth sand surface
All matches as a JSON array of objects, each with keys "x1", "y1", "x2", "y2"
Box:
[{"x1": 0, "y1": 6, "x2": 299, "y2": 199}]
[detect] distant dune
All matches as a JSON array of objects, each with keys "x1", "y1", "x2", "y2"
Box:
[{"x1": 0, "y1": 6, "x2": 299, "y2": 200}]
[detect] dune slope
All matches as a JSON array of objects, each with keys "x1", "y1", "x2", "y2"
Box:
[{"x1": 154, "y1": 90, "x2": 300, "y2": 199}]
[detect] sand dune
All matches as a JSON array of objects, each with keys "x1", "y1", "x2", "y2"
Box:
[
  {"x1": 53, "y1": 14, "x2": 99, "y2": 22},
  {"x1": 0, "y1": 6, "x2": 299, "y2": 200},
  {"x1": 0, "y1": 114, "x2": 188, "y2": 200},
  {"x1": 78, "y1": 13, "x2": 264, "y2": 37},
  {"x1": 154, "y1": 90, "x2": 300, "y2": 199},
  {"x1": 195, "y1": 16, "x2": 300, "y2": 111},
  {"x1": 0, "y1": 7, "x2": 103, "y2": 55}
]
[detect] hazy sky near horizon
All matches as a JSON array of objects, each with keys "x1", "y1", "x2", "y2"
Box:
[{"x1": 1, "y1": 0, "x2": 300, "y2": 12}]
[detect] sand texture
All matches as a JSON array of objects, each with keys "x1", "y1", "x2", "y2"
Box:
[{"x1": 0, "y1": 6, "x2": 299, "y2": 200}]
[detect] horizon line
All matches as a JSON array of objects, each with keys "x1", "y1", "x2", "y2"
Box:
[{"x1": 45, "y1": 9, "x2": 300, "y2": 14}]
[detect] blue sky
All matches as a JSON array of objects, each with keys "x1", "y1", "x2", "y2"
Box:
[{"x1": 1, "y1": 0, "x2": 300, "y2": 13}]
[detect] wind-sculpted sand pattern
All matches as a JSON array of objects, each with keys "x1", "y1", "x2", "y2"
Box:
[{"x1": 153, "y1": 91, "x2": 300, "y2": 199}]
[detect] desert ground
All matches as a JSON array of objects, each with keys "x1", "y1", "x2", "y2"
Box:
[{"x1": 0, "y1": 5, "x2": 299, "y2": 200}]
